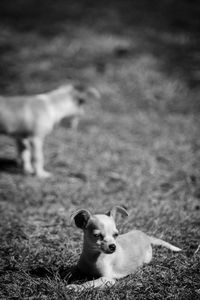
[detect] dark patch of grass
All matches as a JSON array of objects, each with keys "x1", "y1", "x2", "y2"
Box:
[{"x1": 0, "y1": 0, "x2": 200, "y2": 299}]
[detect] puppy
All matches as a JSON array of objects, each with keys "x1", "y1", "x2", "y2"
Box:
[
  {"x1": 0, "y1": 84, "x2": 98, "y2": 177},
  {"x1": 67, "y1": 206, "x2": 181, "y2": 291}
]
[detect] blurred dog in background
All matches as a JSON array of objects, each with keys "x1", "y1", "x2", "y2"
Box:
[{"x1": 0, "y1": 84, "x2": 99, "y2": 177}]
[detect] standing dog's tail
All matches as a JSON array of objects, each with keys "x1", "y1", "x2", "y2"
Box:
[{"x1": 149, "y1": 237, "x2": 181, "y2": 251}]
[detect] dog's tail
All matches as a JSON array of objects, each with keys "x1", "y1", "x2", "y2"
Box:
[{"x1": 149, "y1": 236, "x2": 181, "y2": 251}]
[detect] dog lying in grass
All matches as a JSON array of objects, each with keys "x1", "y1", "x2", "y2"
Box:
[
  {"x1": 0, "y1": 84, "x2": 99, "y2": 177},
  {"x1": 67, "y1": 206, "x2": 181, "y2": 291}
]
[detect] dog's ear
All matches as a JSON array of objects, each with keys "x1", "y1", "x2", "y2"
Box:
[
  {"x1": 72, "y1": 84, "x2": 100, "y2": 105},
  {"x1": 71, "y1": 209, "x2": 91, "y2": 229},
  {"x1": 107, "y1": 206, "x2": 128, "y2": 220},
  {"x1": 86, "y1": 87, "x2": 100, "y2": 99}
]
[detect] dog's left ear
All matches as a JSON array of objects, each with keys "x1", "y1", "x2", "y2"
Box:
[
  {"x1": 86, "y1": 87, "x2": 100, "y2": 99},
  {"x1": 72, "y1": 84, "x2": 100, "y2": 105},
  {"x1": 71, "y1": 209, "x2": 91, "y2": 229},
  {"x1": 107, "y1": 206, "x2": 128, "y2": 220}
]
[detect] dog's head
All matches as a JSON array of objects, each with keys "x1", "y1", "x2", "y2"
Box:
[
  {"x1": 71, "y1": 83, "x2": 100, "y2": 107},
  {"x1": 71, "y1": 206, "x2": 128, "y2": 254},
  {"x1": 50, "y1": 84, "x2": 100, "y2": 119}
]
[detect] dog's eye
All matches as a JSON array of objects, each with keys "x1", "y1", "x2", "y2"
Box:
[
  {"x1": 93, "y1": 233, "x2": 103, "y2": 240},
  {"x1": 76, "y1": 97, "x2": 85, "y2": 106},
  {"x1": 113, "y1": 232, "x2": 119, "y2": 238}
]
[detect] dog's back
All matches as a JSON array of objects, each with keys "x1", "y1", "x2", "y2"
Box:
[{"x1": 0, "y1": 95, "x2": 50, "y2": 136}]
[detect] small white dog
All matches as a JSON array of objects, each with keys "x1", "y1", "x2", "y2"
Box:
[
  {"x1": 0, "y1": 84, "x2": 98, "y2": 177},
  {"x1": 68, "y1": 206, "x2": 181, "y2": 291}
]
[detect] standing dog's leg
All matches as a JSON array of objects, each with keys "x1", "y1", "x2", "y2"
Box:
[
  {"x1": 70, "y1": 116, "x2": 80, "y2": 130},
  {"x1": 30, "y1": 137, "x2": 51, "y2": 178},
  {"x1": 17, "y1": 139, "x2": 34, "y2": 175}
]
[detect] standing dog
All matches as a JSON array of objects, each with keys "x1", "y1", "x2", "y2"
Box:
[
  {"x1": 0, "y1": 84, "x2": 98, "y2": 177},
  {"x1": 68, "y1": 206, "x2": 181, "y2": 291}
]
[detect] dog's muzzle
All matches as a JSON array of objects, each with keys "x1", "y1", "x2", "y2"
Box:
[{"x1": 102, "y1": 243, "x2": 116, "y2": 254}]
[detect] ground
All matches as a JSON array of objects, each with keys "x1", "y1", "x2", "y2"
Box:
[{"x1": 0, "y1": 1, "x2": 200, "y2": 299}]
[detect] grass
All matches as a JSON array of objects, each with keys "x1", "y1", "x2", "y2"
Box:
[{"x1": 0, "y1": 0, "x2": 200, "y2": 299}]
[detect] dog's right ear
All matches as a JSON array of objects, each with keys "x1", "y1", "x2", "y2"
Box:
[
  {"x1": 70, "y1": 209, "x2": 91, "y2": 229},
  {"x1": 107, "y1": 206, "x2": 128, "y2": 220}
]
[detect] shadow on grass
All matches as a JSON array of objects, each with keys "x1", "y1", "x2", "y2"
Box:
[
  {"x1": 0, "y1": 157, "x2": 20, "y2": 174},
  {"x1": 29, "y1": 265, "x2": 90, "y2": 284}
]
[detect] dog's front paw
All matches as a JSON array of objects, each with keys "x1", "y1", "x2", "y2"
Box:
[
  {"x1": 66, "y1": 284, "x2": 83, "y2": 292},
  {"x1": 99, "y1": 277, "x2": 116, "y2": 289},
  {"x1": 23, "y1": 167, "x2": 35, "y2": 175},
  {"x1": 36, "y1": 170, "x2": 52, "y2": 178}
]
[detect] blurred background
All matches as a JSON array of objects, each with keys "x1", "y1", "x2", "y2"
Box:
[{"x1": 0, "y1": 0, "x2": 199, "y2": 113}]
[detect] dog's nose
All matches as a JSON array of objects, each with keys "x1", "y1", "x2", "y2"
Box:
[
  {"x1": 108, "y1": 244, "x2": 116, "y2": 252},
  {"x1": 77, "y1": 97, "x2": 85, "y2": 105}
]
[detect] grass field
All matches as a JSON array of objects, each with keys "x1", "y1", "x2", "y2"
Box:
[{"x1": 0, "y1": 1, "x2": 200, "y2": 299}]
